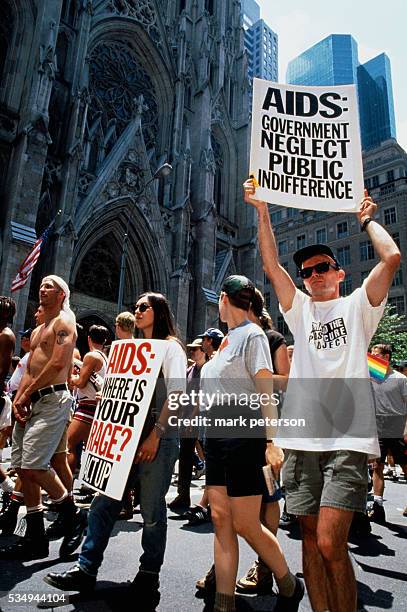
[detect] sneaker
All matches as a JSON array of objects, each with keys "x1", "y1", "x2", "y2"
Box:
[
  {"x1": 274, "y1": 576, "x2": 304, "y2": 611},
  {"x1": 185, "y1": 505, "x2": 211, "y2": 525},
  {"x1": 367, "y1": 501, "x2": 386, "y2": 525},
  {"x1": 279, "y1": 511, "x2": 296, "y2": 528},
  {"x1": 236, "y1": 559, "x2": 274, "y2": 594},
  {"x1": 196, "y1": 564, "x2": 216, "y2": 592},
  {"x1": 44, "y1": 565, "x2": 96, "y2": 592}
]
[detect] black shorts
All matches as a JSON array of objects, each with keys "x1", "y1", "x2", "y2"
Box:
[
  {"x1": 205, "y1": 438, "x2": 267, "y2": 497},
  {"x1": 378, "y1": 438, "x2": 407, "y2": 465}
]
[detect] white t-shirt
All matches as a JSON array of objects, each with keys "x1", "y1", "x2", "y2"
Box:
[
  {"x1": 162, "y1": 339, "x2": 187, "y2": 395},
  {"x1": 275, "y1": 282, "x2": 386, "y2": 456},
  {"x1": 7, "y1": 353, "x2": 29, "y2": 395}
]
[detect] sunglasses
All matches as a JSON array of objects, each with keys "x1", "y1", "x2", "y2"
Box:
[
  {"x1": 299, "y1": 261, "x2": 339, "y2": 279},
  {"x1": 135, "y1": 303, "x2": 151, "y2": 313}
]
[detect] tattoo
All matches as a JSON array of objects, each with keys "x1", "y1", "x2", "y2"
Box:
[{"x1": 56, "y1": 330, "x2": 69, "y2": 345}]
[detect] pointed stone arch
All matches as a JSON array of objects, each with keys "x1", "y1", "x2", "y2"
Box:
[{"x1": 71, "y1": 197, "x2": 168, "y2": 318}]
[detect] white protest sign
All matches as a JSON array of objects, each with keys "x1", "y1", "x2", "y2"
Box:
[
  {"x1": 249, "y1": 79, "x2": 364, "y2": 212},
  {"x1": 79, "y1": 339, "x2": 167, "y2": 500}
]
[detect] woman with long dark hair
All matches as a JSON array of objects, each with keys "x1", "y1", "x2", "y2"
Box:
[{"x1": 44, "y1": 292, "x2": 187, "y2": 610}]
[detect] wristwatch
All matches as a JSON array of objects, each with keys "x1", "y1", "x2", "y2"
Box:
[
  {"x1": 154, "y1": 421, "x2": 166, "y2": 436},
  {"x1": 361, "y1": 216, "x2": 373, "y2": 231}
]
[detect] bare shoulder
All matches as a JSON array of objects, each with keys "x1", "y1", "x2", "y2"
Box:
[
  {"x1": 52, "y1": 312, "x2": 77, "y2": 345},
  {"x1": 0, "y1": 327, "x2": 16, "y2": 348}
]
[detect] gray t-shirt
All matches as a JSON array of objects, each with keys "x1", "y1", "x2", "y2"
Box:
[
  {"x1": 373, "y1": 370, "x2": 407, "y2": 438},
  {"x1": 200, "y1": 320, "x2": 272, "y2": 412}
]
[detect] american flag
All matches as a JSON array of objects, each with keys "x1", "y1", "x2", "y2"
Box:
[{"x1": 11, "y1": 222, "x2": 54, "y2": 292}]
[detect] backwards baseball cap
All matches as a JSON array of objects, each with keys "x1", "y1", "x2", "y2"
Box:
[
  {"x1": 293, "y1": 244, "x2": 340, "y2": 269},
  {"x1": 19, "y1": 328, "x2": 33, "y2": 338},
  {"x1": 222, "y1": 274, "x2": 255, "y2": 311},
  {"x1": 198, "y1": 328, "x2": 224, "y2": 340}
]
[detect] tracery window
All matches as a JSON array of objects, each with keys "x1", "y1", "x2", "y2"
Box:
[
  {"x1": 212, "y1": 135, "x2": 224, "y2": 214},
  {"x1": 75, "y1": 236, "x2": 120, "y2": 302},
  {"x1": 88, "y1": 41, "x2": 158, "y2": 151}
]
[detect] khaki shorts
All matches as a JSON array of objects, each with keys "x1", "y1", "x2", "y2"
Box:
[
  {"x1": 11, "y1": 390, "x2": 72, "y2": 470},
  {"x1": 283, "y1": 449, "x2": 368, "y2": 515}
]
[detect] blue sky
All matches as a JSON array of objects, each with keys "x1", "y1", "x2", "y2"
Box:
[{"x1": 258, "y1": 0, "x2": 407, "y2": 151}]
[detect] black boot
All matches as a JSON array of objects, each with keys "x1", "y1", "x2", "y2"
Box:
[
  {"x1": 0, "y1": 511, "x2": 49, "y2": 560},
  {"x1": 44, "y1": 565, "x2": 96, "y2": 592},
  {"x1": 129, "y1": 570, "x2": 160, "y2": 610},
  {"x1": 0, "y1": 499, "x2": 21, "y2": 536},
  {"x1": 59, "y1": 508, "x2": 88, "y2": 559}
]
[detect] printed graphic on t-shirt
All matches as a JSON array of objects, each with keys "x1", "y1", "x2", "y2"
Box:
[{"x1": 308, "y1": 317, "x2": 348, "y2": 349}]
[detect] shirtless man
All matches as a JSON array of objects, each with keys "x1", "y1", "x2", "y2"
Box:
[
  {"x1": 0, "y1": 297, "x2": 16, "y2": 496},
  {"x1": 0, "y1": 276, "x2": 86, "y2": 561}
]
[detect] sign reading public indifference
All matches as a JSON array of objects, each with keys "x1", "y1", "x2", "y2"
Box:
[{"x1": 249, "y1": 79, "x2": 365, "y2": 212}]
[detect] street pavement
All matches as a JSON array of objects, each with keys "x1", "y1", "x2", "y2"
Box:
[{"x1": 0, "y1": 456, "x2": 406, "y2": 612}]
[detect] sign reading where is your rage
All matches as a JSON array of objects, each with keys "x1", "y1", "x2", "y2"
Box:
[
  {"x1": 79, "y1": 339, "x2": 166, "y2": 500},
  {"x1": 250, "y1": 79, "x2": 365, "y2": 212}
]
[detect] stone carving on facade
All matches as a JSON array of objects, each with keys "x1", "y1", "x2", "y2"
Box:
[
  {"x1": 36, "y1": 21, "x2": 58, "y2": 115},
  {"x1": 211, "y1": 95, "x2": 226, "y2": 129},
  {"x1": 107, "y1": 0, "x2": 162, "y2": 51}
]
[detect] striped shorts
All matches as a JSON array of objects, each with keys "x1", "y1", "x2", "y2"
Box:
[{"x1": 73, "y1": 399, "x2": 97, "y2": 425}]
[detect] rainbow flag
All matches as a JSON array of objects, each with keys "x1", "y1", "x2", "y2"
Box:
[{"x1": 367, "y1": 352, "x2": 388, "y2": 382}]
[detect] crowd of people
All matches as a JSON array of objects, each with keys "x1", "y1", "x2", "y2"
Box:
[{"x1": 0, "y1": 179, "x2": 406, "y2": 612}]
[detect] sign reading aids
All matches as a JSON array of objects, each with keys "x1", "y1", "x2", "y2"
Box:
[
  {"x1": 79, "y1": 339, "x2": 166, "y2": 500},
  {"x1": 250, "y1": 79, "x2": 364, "y2": 212}
]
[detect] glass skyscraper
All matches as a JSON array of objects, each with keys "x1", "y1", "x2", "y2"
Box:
[
  {"x1": 286, "y1": 34, "x2": 396, "y2": 150},
  {"x1": 242, "y1": 0, "x2": 278, "y2": 83},
  {"x1": 286, "y1": 34, "x2": 358, "y2": 86},
  {"x1": 357, "y1": 53, "x2": 396, "y2": 150}
]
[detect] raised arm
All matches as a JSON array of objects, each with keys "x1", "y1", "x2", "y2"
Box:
[
  {"x1": 357, "y1": 190, "x2": 401, "y2": 306},
  {"x1": 244, "y1": 179, "x2": 296, "y2": 312}
]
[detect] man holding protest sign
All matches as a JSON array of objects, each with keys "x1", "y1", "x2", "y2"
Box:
[{"x1": 244, "y1": 178, "x2": 400, "y2": 611}]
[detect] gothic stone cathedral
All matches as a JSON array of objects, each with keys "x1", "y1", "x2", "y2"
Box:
[{"x1": 0, "y1": 0, "x2": 262, "y2": 343}]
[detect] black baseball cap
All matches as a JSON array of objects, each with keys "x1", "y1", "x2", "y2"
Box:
[
  {"x1": 19, "y1": 328, "x2": 33, "y2": 338},
  {"x1": 197, "y1": 328, "x2": 224, "y2": 340},
  {"x1": 293, "y1": 244, "x2": 340, "y2": 269}
]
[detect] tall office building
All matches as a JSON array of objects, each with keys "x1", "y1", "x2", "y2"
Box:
[
  {"x1": 286, "y1": 34, "x2": 396, "y2": 151},
  {"x1": 286, "y1": 34, "x2": 358, "y2": 86},
  {"x1": 358, "y1": 53, "x2": 397, "y2": 151},
  {"x1": 242, "y1": 0, "x2": 278, "y2": 82}
]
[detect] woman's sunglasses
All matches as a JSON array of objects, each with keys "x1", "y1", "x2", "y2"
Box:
[
  {"x1": 299, "y1": 261, "x2": 339, "y2": 279},
  {"x1": 135, "y1": 303, "x2": 151, "y2": 313}
]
